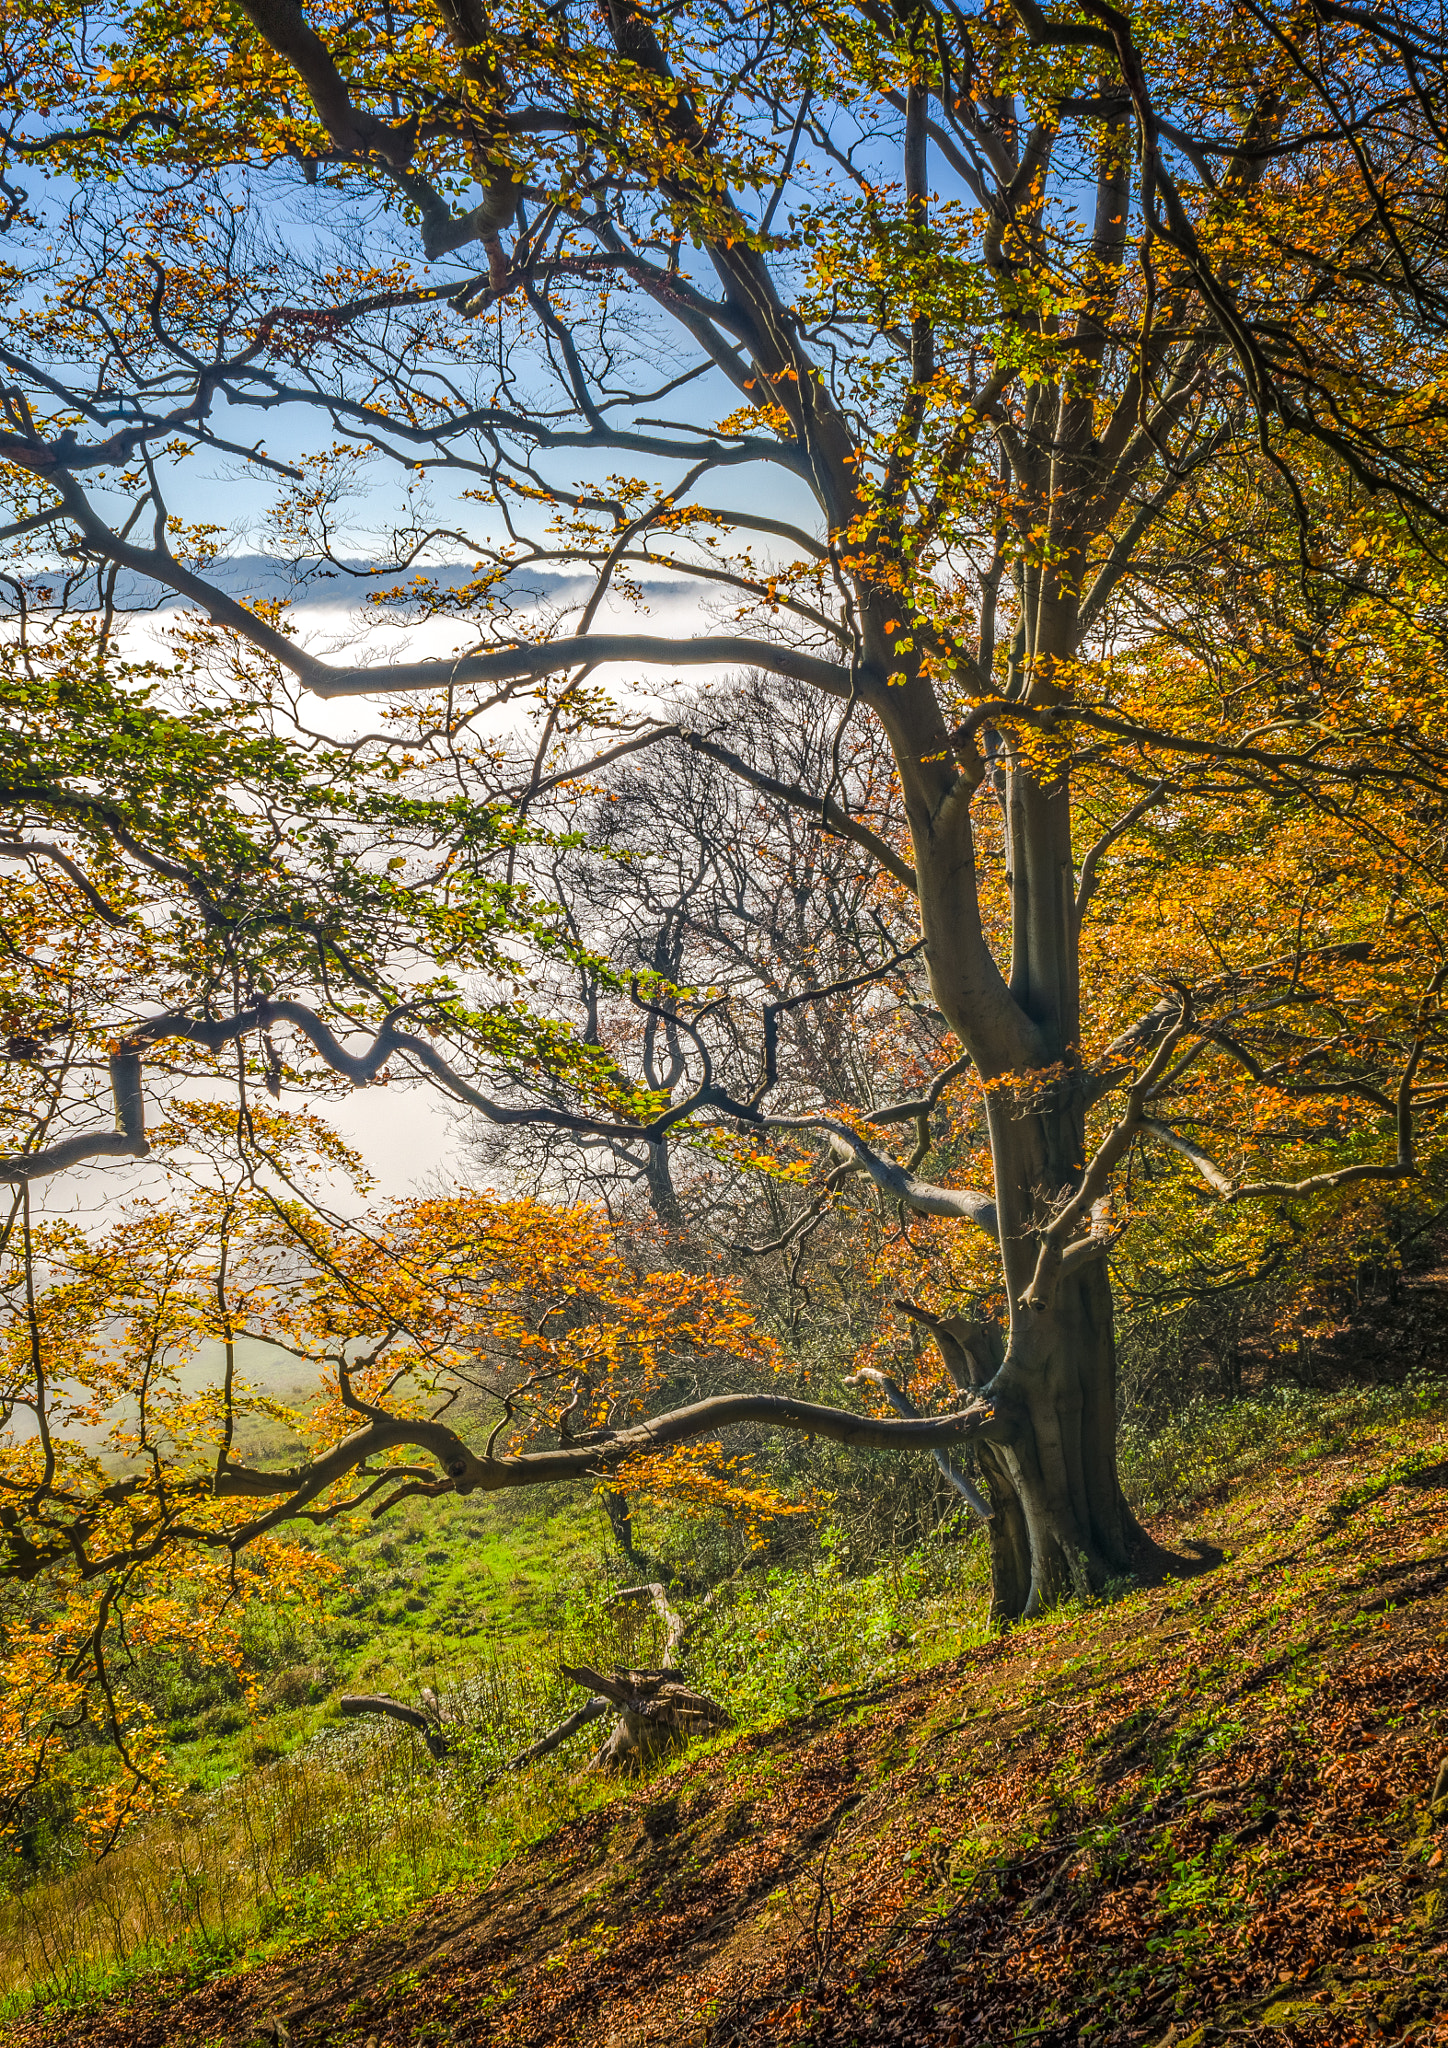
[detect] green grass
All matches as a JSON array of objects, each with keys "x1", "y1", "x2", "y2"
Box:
[
  {"x1": 0, "y1": 1503, "x2": 991, "y2": 2016},
  {"x1": 147, "y1": 1482, "x2": 617, "y2": 1794},
  {"x1": 5, "y1": 1371, "x2": 1447, "y2": 2022}
]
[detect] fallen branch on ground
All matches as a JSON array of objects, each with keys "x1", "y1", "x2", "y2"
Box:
[{"x1": 336, "y1": 1585, "x2": 733, "y2": 1776}]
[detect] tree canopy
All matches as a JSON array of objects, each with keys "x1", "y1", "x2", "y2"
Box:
[{"x1": 5, "y1": 0, "x2": 1448, "y2": 1843}]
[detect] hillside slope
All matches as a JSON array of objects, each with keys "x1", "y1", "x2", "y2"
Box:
[{"x1": 9, "y1": 1426, "x2": 1448, "y2": 2048}]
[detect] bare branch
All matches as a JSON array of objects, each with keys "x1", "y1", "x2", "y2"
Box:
[
  {"x1": 1074, "y1": 782, "x2": 1168, "y2": 920},
  {"x1": 680, "y1": 732, "x2": 916, "y2": 891},
  {"x1": 503, "y1": 1695, "x2": 612, "y2": 1769},
  {"x1": 0, "y1": 1055, "x2": 148, "y2": 1184},
  {"x1": 609, "y1": 1581, "x2": 686, "y2": 1663},
  {"x1": 54, "y1": 476, "x2": 856, "y2": 701},
  {"x1": 848, "y1": 1368, "x2": 992, "y2": 1521},
  {"x1": 861, "y1": 1052, "x2": 972, "y2": 1126},
  {"x1": 754, "y1": 940, "x2": 926, "y2": 1106},
  {"x1": 1139, "y1": 1119, "x2": 1235, "y2": 1193},
  {"x1": 761, "y1": 1119, "x2": 998, "y2": 1234},
  {"x1": 1142, "y1": 1048, "x2": 1421, "y2": 1202},
  {"x1": 514, "y1": 723, "x2": 683, "y2": 801},
  {"x1": 1134, "y1": 966, "x2": 1444, "y2": 1206},
  {"x1": 128, "y1": 997, "x2": 751, "y2": 1144},
  {"x1": 338, "y1": 1693, "x2": 448, "y2": 1757}
]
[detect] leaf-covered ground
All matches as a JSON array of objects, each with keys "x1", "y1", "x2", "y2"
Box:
[{"x1": 9, "y1": 1426, "x2": 1448, "y2": 2048}]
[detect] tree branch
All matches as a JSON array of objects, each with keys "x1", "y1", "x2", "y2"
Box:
[
  {"x1": 0, "y1": 838, "x2": 130, "y2": 926},
  {"x1": 207, "y1": 1389, "x2": 1004, "y2": 1548},
  {"x1": 680, "y1": 732, "x2": 915, "y2": 891},
  {"x1": 861, "y1": 1052, "x2": 973, "y2": 1126},
  {"x1": 609, "y1": 1581, "x2": 686, "y2": 1664},
  {"x1": 1020, "y1": 1000, "x2": 1193, "y2": 1312},
  {"x1": 54, "y1": 477, "x2": 854, "y2": 701},
  {"x1": 0, "y1": 1130, "x2": 147, "y2": 1184},
  {"x1": 753, "y1": 941, "x2": 927, "y2": 1106},
  {"x1": 338, "y1": 1693, "x2": 448, "y2": 1757},
  {"x1": 1074, "y1": 782, "x2": 1168, "y2": 920},
  {"x1": 847, "y1": 1368, "x2": 992, "y2": 1521},
  {"x1": 503, "y1": 1695, "x2": 612, "y2": 1769},
  {"x1": 0, "y1": 1055, "x2": 148, "y2": 1184},
  {"x1": 757, "y1": 1116, "x2": 998, "y2": 1234}
]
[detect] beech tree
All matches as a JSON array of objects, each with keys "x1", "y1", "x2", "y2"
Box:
[{"x1": 3, "y1": 0, "x2": 1448, "y2": 1633}]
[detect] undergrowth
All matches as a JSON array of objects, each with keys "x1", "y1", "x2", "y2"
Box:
[
  {"x1": 0, "y1": 1525, "x2": 988, "y2": 2016},
  {"x1": 1117, "y1": 1372, "x2": 1447, "y2": 1514},
  {"x1": 2, "y1": 1373, "x2": 1445, "y2": 2021}
]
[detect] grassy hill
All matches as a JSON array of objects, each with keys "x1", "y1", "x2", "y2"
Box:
[
  {"x1": 148, "y1": 1478, "x2": 620, "y2": 1796},
  {"x1": 5, "y1": 1394, "x2": 1448, "y2": 2047}
]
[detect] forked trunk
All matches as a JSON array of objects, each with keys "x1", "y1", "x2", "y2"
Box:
[{"x1": 906, "y1": 663, "x2": 1146, "y2": 1621}]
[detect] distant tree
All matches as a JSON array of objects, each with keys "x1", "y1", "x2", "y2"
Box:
[
  {"x1": 471, "y1": 670, "x2": 930, "y2": 1238},
  {"x1": 2, "y1": 0, "x2": 1448, "y2": 1640}
]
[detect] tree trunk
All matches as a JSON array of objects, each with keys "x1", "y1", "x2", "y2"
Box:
[
  {"x1": 902, "y1": 632, "x2": 1147, "y2": 1621},
  {"x1": 965, "y1": 1031, "x2": 1146, "y2": 1620},
  {"x1": 644, "y1": 1137, "x2": 687, "y2": 1234},
  {"x1": 603, "y1": 1485, "x2": 641, "y2": 1563},
  {"x1": 911, "y1": 1265, "x2": 1143, "y2": 1621},
  {"x1": 979, "y1": 1265, "x2": 1143, "y2": 1618}
]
